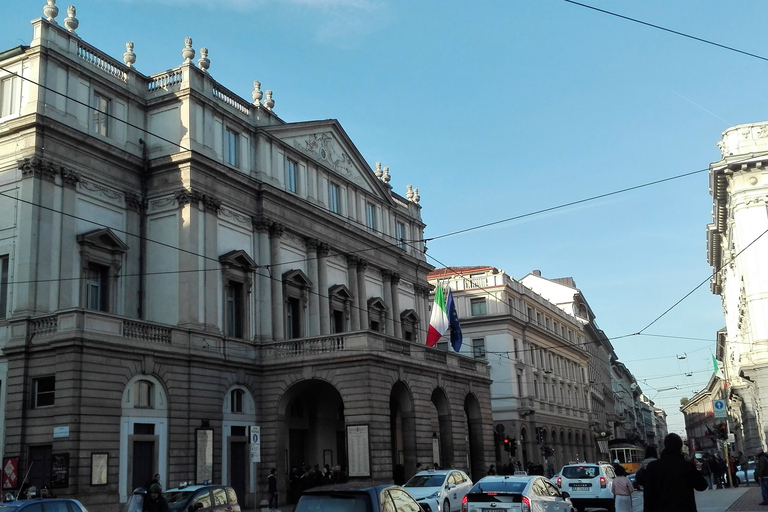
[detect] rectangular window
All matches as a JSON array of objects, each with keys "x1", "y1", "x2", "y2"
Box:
[
  {"x1": 328, "y1": 183, "x2": 340, "y2": 213},
  {"x1": 230, "y1": 389, "x2": 243, "y2": 413},
  {"x1": 1, "y1": 76, "x2": 19, "y2": 118},
  {"x1": 86, "y1": 263, "x2": 109, "y2": 312},
  {"x1": 436, "y1": 341, "x2": 449, "y2": 351},
  {"x1": 470, "y1": 298, "x2": 487, "y2": 316},
  {"x1": 472, "y1": 338, "x2": 486, "y2": 359},
  {"x1": 134, "y1": 380, "x2": 153, "y2": 409},
  {"x1": 91, "y1": 92, "x2": 110, "y2": 136},
  {"x1": 226, "y1": 282, "x2": 243, "y2": 338},
  {"x1": 366, "y1": 202, "x2": 377, "y2": 231},
  {"x1": 33, "y1": 376, "x2": 55, "y2": 408},
  {"x1": 0, "y1": 255, "x2": 8, "y2": 319},
  {"x1": 286, "y1": 297, "x2": 301, "y2": 339},
  {"x1": 226, "y1": 128, "x2": 239, "y2": 166},
  {"x1": 396, "y1": 222, "x2": 406, "y2": 249},
  {"x1": 286, "y1": 159, "x2": 298, "y2": 193}
]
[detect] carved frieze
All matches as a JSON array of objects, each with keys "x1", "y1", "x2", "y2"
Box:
[
  {"x1": 149, "y1": 193, "x2": 177, "y2": 211},
  {"x1": 79, "y1": 177, "x2": 124, "y2": 202},
  {"x1": 124, "y1": 192, "x2": 144, "y2": 212},
  {"x1": 219, "y1": 206, "x2": 252, "y2": 226},
  {"x1": 292, "y1": 132, "x2": 357, "y2": 182}
]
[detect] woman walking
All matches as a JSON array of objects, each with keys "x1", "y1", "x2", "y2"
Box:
[{"x1": 611, "y1": 465, "x2": 635, "y2": 512}]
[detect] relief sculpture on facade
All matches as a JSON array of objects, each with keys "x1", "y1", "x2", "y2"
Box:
[{"x1": 293, "y1": 133, "x2": 358, "y2": 183}]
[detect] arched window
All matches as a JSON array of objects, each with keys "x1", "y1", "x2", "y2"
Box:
[
  {"x1": 230, "y1": 389, "x2": 244, "y2": 413},
  {"x1": 134, "y1": 380, "x2": 154, "y2": 408}
]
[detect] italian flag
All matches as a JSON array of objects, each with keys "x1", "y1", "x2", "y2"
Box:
[{"x1": 427, "y1": 285, "x2": 449, "y2": 347}]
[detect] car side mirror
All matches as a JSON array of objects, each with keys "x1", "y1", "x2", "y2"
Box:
[{"x1": 561, "y1": 491, "x2": 570, "y2": 499}]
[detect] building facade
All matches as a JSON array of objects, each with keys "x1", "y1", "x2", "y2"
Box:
[
  {"x1": 427, "y1": 266, "x2": 593, "y2": 471},
  {"x1": 518, "y1": 271, "x2": 616, "y2": 460},
  {"x1": 0, "y1": 4, "x2": 494, "y2": 511},
  {"x1": 707, "y1": 121, "x2": 768, "y2": 453}
]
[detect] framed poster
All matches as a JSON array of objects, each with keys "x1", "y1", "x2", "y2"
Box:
[
  {"x1": 196, "y1": 428, "x2": 214, "y2": 484},
  {"x1": 91, "y1": 453, "x2": 108, "y2": 485},
  {"x1": 2, "y1": 458, "x2": 18, "y2": 489},
  {"x1": 50, "y1": 454, "x2": 69, "y2": 488},
  {"x1": 346, "y1": 425, "x2": 370, "y2": 477},
  {"x1": 323, "y1": 450, "x2": 333, "y2": 468}
]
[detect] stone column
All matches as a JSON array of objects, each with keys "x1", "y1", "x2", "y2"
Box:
[
  {"x1": 414, "y1": 284, "x2": 430, "y2": 344},
  {"x1": 382, "y1": 270, "x2": 394, "y2": 335},
  {"x1": 391, "y1": 272, "x2": 402, "y2": 338},
  {"x1": 255, "y1": 217, "x2": 272, "y2": 340},
  {"x1": 270, "y1": 222, "x2": 285, "y2": 341},
  {"x1": 203, "y1": 195, "x2": 221, "y2": 331},
  {"x1": 58, "y1": 167, "x2": 80, "y2": 310},
  {"x1": 346, "y1": 256, "x2": 360, "y2": 331},
  {"x1": 317, "y1": 242, "x2": 330, "y2": 335},
  {"x1": 306, "y1": 238, "x2": 320, "y2": 337},
  {"x1": 177, "y1": 191, "x2": 203, "y2": 328},
  {"x1": 357, "y1": 258, "x2": 369, "y2": 330}
]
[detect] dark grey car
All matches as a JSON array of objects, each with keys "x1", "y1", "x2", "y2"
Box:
[{"x1": 295, "y1": 482, "x2": 429, "y2": 512}]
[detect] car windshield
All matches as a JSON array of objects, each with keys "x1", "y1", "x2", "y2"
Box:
[
  {"x1": 470, "y1": 481, "x2": 527, "y2": 494},
  {"x1": 295, "y1": 493, "x2": 371, "y2": 512},
  {"x1": 562, "y1": 466, "x2": 599, "y2": 479},
  {"x1": 404, "y1": 475, "x2": 445, "y2": 487}
]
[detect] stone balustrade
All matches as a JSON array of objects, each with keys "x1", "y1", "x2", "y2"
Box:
[
  {"x1": 148, "y1": 70, "x2": 183, "y2": 92},
  {"x1": 76, "y1": 40, "x2": 130, "y2": 82},
  {"x1": 213, "y1": 86, "x2": 251, "y2": 115}
]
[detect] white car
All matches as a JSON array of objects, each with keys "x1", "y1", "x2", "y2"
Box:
[
  {"x1": 462, "y1": 475, "x2": 574, "y2": 512},
  {"x1": 551, "y1": 462, "x2": 616, "y2": 512},
  {"x1": 404, "y1": 469, "x2": 473, "y2": 512}
]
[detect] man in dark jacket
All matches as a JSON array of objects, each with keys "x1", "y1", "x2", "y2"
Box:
[
  {"x1": 643, "y1": 433, "x2": 707, "y2": 512},
  {"x1": 143, "y1": 484, "x2": 168, "y2": 512}
]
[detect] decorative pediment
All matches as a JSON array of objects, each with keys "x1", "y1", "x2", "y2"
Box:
[
  {"x1": 264, "y1": 121, "x2": 395, "y2": 204},
  {"x1": 367, "y1": 297, "x2": 388, "y2": 311},
  {"x1": 329, "y1": 284, "x2": 353, "y2": 300},
  {"x1": 283, "y1": 268, "x2": 312, "y2": 287},
  {"x1": 77, "y1": 228, "x2": 128, "y2": 254},
  {"x1": 400, "y1": 309, "x2": 420, "y2": 323},
  {"x1": 219, "y1": 250, "x2": 257, "y2": 272}
]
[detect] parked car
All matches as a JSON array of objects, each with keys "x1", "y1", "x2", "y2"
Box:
[
  {"x1": 0, "y1": 499, "x2": 90, "y2": 512},
  {"x1": 295, "y1": 481, "x2": 428, "y2": 512},
  {"x1": 551, "y1": 462, "x2": 616, "y2": 512},
  {"x1": 462, "y1": 475, "x2": 574, "y2": 512},
  {"x1": 163, "y1": 483, "x2": 240, "y2": 512},
  {"x1": 733, "y1": 459, "x2": 756, "y2": 485},
  {"x1": 403, "y1": 469, "x2": 472, "y2": 512}
]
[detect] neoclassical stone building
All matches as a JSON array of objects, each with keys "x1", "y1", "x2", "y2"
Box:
[{"x1": 0, "y1": 4, "x2": 493, "y2": 511}]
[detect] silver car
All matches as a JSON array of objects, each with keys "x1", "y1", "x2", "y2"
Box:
[
  {"x1": 462, "y1": 475, "x2": 574, "y2": 512},
  {"x1": 404, "y1": 469, "x2": 473, "y2": 512}
]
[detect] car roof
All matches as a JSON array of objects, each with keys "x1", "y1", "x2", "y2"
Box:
[
  {"x1": 412, "y1": 469, "x2": 460, "y2": 477},
  {"x1": 302, "y1": 482, "x2": 401, "y2": 493},
  {"x1": 165, "y1": 485, "x2": 228, "y2": 492},
  {"x1": 478, "y1": 475, "x2": 537, "y2": 482},
  {"x1": 0, "y1": 499, "x2": 83, "y2": 509}
]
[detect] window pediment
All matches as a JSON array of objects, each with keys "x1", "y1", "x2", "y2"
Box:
[
  {"x1": 367, "y1": 297, "x2": 387, "y2": 311},
  {"x1": 400, "y1": 309, "x2": 419, "y2": 323},
  {"x1": 77, "y1": 228, "x2": 128, "y2": 254},
  {"x1": 283, "y1": 268, "x2": 312, "y2": 287},
  {"x1": 219, "y1": 250, "x2": 257, "y2": 272},
  {"x1": 329, "y1": 284, "x2": 353, "y2": 300}
]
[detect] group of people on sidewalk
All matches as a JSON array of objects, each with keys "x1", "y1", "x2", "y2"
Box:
[{"x1": 699, "y1": 450, "x2": 751, "y2": 489}]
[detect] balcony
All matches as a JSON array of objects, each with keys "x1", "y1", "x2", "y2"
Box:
[{"x1": 3, "y1": 310, "x2": 489, "y2": 377}]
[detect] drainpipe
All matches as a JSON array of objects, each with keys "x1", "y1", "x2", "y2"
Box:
[{"x1": 138, "y1": 139, "x2": 148, "y2": 319}]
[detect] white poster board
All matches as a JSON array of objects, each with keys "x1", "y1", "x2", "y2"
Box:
[{"x1": 346, "y1": 425, "x2": 370, "y2": 477}]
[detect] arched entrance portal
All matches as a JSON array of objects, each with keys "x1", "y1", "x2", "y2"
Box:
[
  {"x1": 279, "y1": 379, "x2": 345, "y2": 503},
  {"x1": 464, "y1": 394, "x2": 485, "y2": 482},
  {"x1": 432, "y1": 388, "x2": 454, "y2": 469},
  {"x1": 390, "y1": 381, "x2": 416, "y2": 482}
]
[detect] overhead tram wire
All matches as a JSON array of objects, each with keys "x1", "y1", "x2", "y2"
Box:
[{"x1": 563, "y1": 0, "x2": 768, "y2": 63}]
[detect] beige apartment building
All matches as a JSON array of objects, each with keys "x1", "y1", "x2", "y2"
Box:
[{"x1": 0, "y1": 4, "x2": 494, "y2": 511}]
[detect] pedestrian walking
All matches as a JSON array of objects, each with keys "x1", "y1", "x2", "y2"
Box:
[
  {"x1": 642, "y1": 433, "x2": 707, "y2": 512},
  {"x1": 143, "y1": 484, "x2": 169, "y2": 512},
  {"x1": 487, "y1": 465, "x2": 496, "y2": 475},
  {"x1": 700, "y1": 455, "x2": 713, "y2": 490},
  {"x1": 729, "y1": 455, "x2": 739, "y2": 487},
  {"x1": 755, "y1": 448, "x2": 768, "y2": 505},
  {"x1": 611, "y1": 465, "x2": 634, "y2": 512},
  {"x1": 738, "y1": 451, "x2": 750, "y2": 487},
  {"x1": 267, "y1": 468, "x2": 278, "y2": 511}
]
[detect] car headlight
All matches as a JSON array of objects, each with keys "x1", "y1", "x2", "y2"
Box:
[{"x1": 427, "y1": 491, "x2": 440, "y2": 499}]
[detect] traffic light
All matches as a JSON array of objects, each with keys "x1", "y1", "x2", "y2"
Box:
[
  {"x1": 511, "y1": 438, "x2": 518, "y2": 456},
  {"x1": 716, "y1": 422, "x2": 728, "y2": 440},
  {"x1": 503, "y1": 435, "x2": 510, "y2": 451},
  {"x1": 535, "y1": 427, "x2": 544, "y2": 445}
]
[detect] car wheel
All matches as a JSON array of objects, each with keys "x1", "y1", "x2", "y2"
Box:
[
  {"x1": 443, "y1": 499, "x2": 450, "y2": 512},
  {"x1": 606, "y1": 502, "x2": 616, "y2": 512}
]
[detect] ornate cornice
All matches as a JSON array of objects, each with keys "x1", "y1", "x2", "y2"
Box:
[
  {"x1": 18, "y1": 157, "x2": 59, "y2": 182},
  {"x1": 175, "y1": 189, "x2": 204, "y2": 207}
]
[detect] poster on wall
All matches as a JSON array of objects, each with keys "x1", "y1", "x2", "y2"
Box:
[
  {"x1": 196, "y1": 429, "x2": 213, "y2": 484},
  {"x1": 51, "y1": 454, "x2": 69, "y2": 488},
  {"x1": 346, "y1": 425, "x2": 370, "y2": 478},
  {"x1": 2, "y1": 458, "x2": 18, "y2": 489}
]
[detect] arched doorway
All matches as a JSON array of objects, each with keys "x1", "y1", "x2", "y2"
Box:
[
  {"x1": 278, "y1": 379, "x2": 345, "y2": 503},
  {"x1": 431, "y1": 388, "x2": 454, "y2": 469},
  {"x1": 222, "y1": 385, "x2": 257, "y2": 507},
  {"x1": 119, "y1": 375, "x2": 168, "y2": 503},
  {"x1": 464, "y1": 394, "x2": 485, "y2": 482},
  {"x1": 391, "y1": 381, "x2": 416, "y2": 482}
]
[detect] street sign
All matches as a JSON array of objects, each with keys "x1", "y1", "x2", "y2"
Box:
[
  {"x1": 495, "y1": 424, "x2": 505, "y2": 435},
  {"x1": 250, "y1": 426, "x2": 261, "y2": 463},
  {"x1": 713, "y1": 399, "x2": 727, "y2": 418}
]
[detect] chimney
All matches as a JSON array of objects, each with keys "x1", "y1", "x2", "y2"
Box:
[{"x1": 533, "y1": 270, "x2": 541, "y2": 277}]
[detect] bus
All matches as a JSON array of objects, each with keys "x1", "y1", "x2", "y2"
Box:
[{"x1": 609, "y1": 443, "x2": 644, "y2": 474}]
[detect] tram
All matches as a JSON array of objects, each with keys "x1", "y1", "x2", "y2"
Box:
[{"x1": 609, "y1": 443, "x2": 644, "y2": 474}]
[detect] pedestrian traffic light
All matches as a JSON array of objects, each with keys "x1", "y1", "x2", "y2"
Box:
[
  {"x1": 716, "y1": 422, "x2": 728, "y2": 440},
  {"x1": 503, "y1": 435, "x2": 510, "y2": 451}
]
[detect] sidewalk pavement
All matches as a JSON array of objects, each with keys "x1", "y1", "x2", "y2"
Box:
[{"x1": 696, "y1": 485, "x2": 763, "y2": 512}]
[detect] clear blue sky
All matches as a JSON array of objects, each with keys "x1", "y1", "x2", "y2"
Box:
[{"x1": 6, "y1": 0, "x2": 768, "y2": 435}]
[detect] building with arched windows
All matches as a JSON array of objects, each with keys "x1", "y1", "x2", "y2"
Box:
[{"x1": 0, "y1": 4, "x2": 494, "y2": 511}]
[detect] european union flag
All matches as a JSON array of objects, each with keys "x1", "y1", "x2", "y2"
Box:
[{"x1": 446, "y1": 289, "x2": 462, "y2": 351}]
